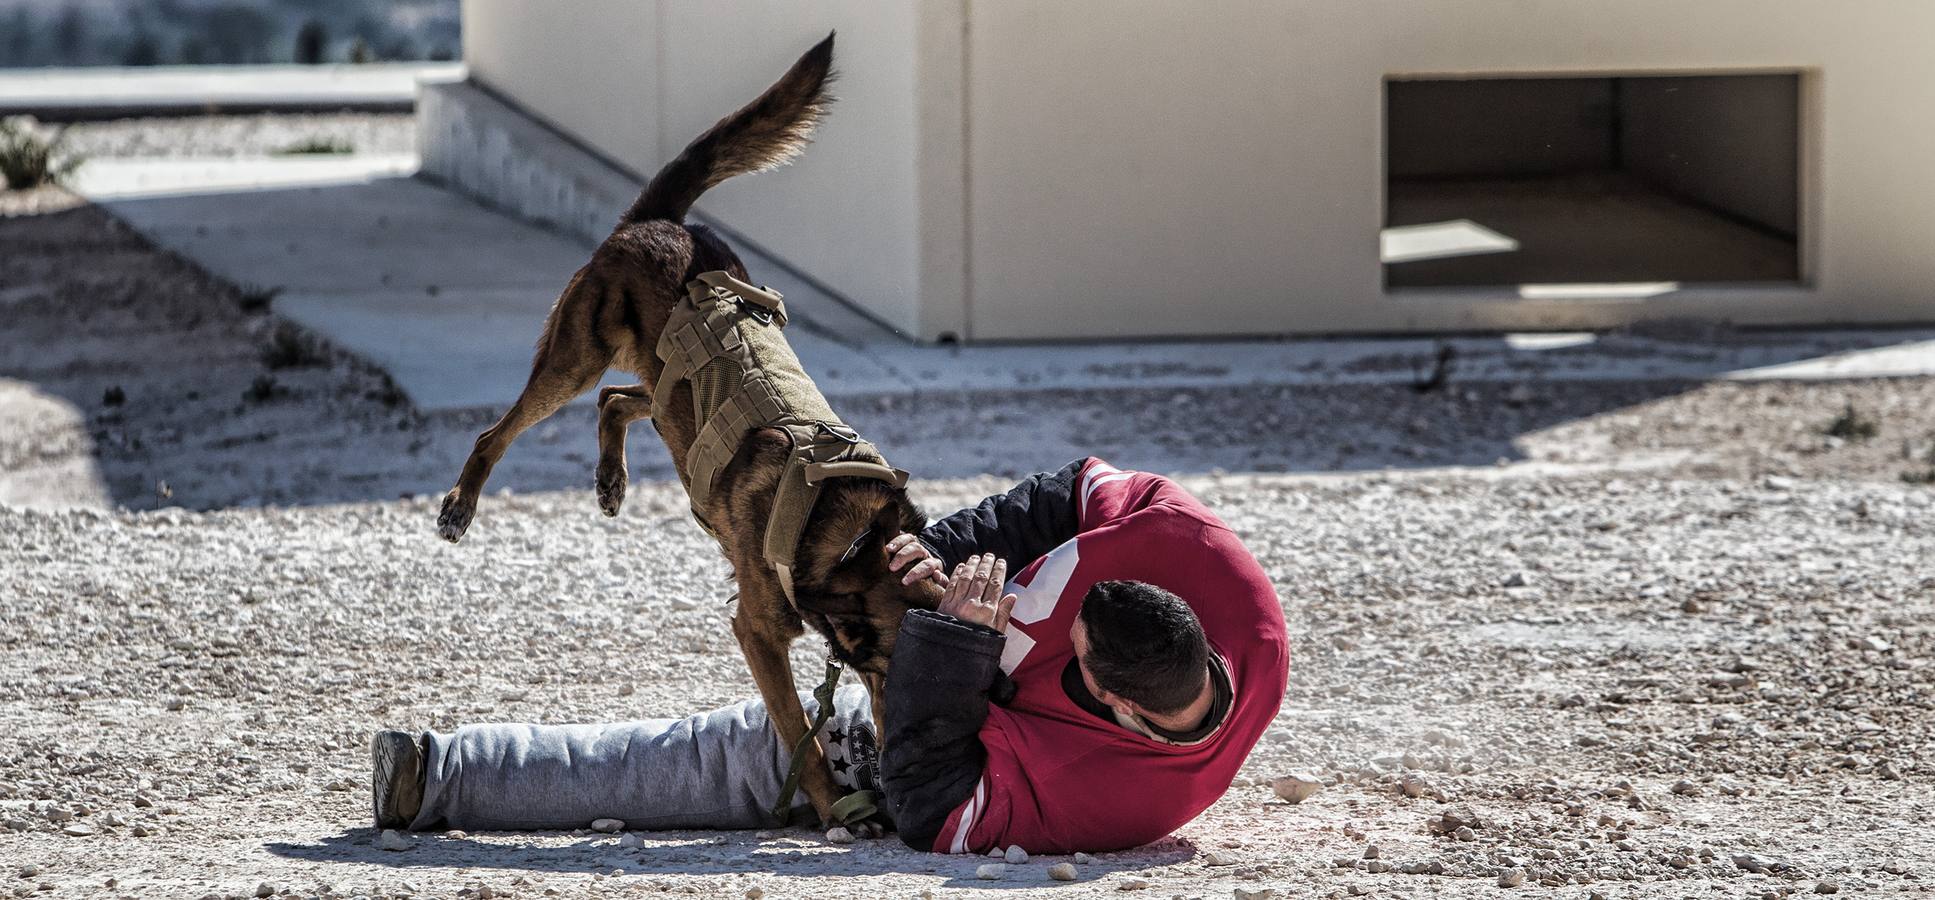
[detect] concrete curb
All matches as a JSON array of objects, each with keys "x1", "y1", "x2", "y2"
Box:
[{"x1": 0, "y1": 63, "x2": 463, "y2": 120}]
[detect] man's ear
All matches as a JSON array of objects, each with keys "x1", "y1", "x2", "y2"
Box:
[{"x1": 1094, "y1": 687, "x2": 1138, "y2": 720}]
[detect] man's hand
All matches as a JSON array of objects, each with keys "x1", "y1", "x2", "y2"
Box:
[
  {"x1": 886, "y1": 533, "x2": 949, "y2": 587},
  {"x1": 936, "y1": 553, "x2": 1017, "y2": 632}
]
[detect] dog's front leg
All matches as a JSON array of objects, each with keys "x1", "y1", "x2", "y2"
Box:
[
  {"x1": 438, "y1": 277, "x2": 613, "y2": 542},
  {"x1": 859, "y1": 670, "x2": 889, "y2": 752},
  {"x1": 732, "y1": 610, "x2": 841, "y2": 828},
  {"x1": 594, "y1": 385, "x2": 653, "y2": 517}
]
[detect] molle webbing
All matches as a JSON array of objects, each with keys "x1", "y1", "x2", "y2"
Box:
[{"x1": 656, "y1": 271, "x2": 907, "y2": 597}]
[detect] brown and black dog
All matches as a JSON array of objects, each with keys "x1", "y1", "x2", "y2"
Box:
[{"x1": 434, "y1": 34, "x2": 941, "y2": 827}]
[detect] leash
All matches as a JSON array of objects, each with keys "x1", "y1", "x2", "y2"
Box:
[{"x1": 770, "y1": 651, "x2": 878, "y2": 827}]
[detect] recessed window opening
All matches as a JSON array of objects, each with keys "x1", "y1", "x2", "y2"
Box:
[{"x1": 1382, "y1": 73, "x2": 1802, "y2": 291}]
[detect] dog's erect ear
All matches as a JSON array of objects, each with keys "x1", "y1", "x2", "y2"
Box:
[{"x1": 837, "y1": 526, "x2": 875, "y2": 566}]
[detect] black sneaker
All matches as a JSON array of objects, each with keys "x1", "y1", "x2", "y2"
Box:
[{"x1": 370, "y1": 730, "x2": 425, "y2": 830}]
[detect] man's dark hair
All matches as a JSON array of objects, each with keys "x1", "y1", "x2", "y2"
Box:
[{"x1": 1078, "y1": 580, "x2": 1211, "y2": 715}]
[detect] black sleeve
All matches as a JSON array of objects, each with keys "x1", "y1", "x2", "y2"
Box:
[
  {"x1": 917, "y1": 457, "x2": 1089, "y2": 572},
  {"x1": 880, "y1": 609, "x2": 1005, "y2": 851}
]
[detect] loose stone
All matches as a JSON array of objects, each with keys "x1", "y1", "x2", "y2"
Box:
[{"x1": 1270, "y1": 774, "x2": 1323, "y2": 804}]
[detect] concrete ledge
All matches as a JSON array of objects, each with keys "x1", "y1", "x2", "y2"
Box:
[
  {"x1": 417, "y1": 79, "x2": 638, "y2": 246},
  {"x1": 0, "y1": 63, "x2": 464, "y2": 120},
  {"x1": 417, "y1": 77, "x2": 906, "y2": 342}
]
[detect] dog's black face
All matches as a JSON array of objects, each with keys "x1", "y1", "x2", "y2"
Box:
[{"x1": 794, "y1": 481, "x2": 943, "y2": 674}]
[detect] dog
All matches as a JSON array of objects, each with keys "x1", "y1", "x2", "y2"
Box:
[{"x1": 433, "y1": 33, "x2": 942, "y2": 828}]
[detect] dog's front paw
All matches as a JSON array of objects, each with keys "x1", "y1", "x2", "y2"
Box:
[
  {"x1": 595, "y1": 461, "x2": 627, "y2": 517},
  {"x1": 847, "y1": 817, "x2": 888, "y2": 840},
  {"x1": 437, "y1": 490, "x2": 475, "y2": 542}
]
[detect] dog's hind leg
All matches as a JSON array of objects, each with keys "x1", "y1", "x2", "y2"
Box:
[
  {"x1": 595, "y1": 385, "x2": 653, "y2": 517},
  {"x1": 439, "y1": 273, "x2": 613, "y2": 542},
  {"x1": 732, "y1": 610, "x2": 841, "y2": 827}
]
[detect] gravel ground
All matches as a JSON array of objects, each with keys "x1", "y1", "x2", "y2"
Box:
[
  {"x1": 1, "y1": 475, "x2": 1930, "y2": 899},
  {"x1": 39, "y1": 114, "x2": 417, "y2": 159},
  {"x1": 4, "y1": 183, "x2": 1935, "y2": 897}
]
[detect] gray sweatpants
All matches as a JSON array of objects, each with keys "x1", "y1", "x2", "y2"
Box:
[{"x1": 408, "y1": 684, "x2": 876, "y2": 832}]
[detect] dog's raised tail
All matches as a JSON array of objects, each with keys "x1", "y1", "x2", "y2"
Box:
[{"x1": 623, "y1": 32, "x2": 836, "y2": 225}]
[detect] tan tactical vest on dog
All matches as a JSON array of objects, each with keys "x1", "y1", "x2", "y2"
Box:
[{"x1": 655, "y1": 270, "x2": 907, "y2": 601}]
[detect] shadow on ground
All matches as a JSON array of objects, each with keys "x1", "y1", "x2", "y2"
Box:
[
  {"x1": 6, "y1": 190, "x2": 1935, "y2": 511},
  {"x1": 265, "y1": 828, "x2": 1194, "y2": 887}
]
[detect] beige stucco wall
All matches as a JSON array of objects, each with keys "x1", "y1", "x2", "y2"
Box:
[
  {"x1": 460, "y1": 0, "x2": 659, "y2": 182},
  {"x1": 460, "y1": 0, "x2": 948, "y2": 338},
  {"x1": 463, "y1": 0, "x2": 1935, "y2": 341}
]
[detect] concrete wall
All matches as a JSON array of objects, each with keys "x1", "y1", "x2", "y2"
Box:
[
  {"x1": 460, "y1": 0, "x2": 947, "y2": 339},
  {"x1": 460, "y1": 0, "x2": 658, "y2": 179},
  {"x1": 1387, "y1": 79, "x2": 1615, "y2": 179},
  {"x1": 1622, "y1": 75, "x2": 1800, "y2": 236},
  {"x1": 458, "y1": 0, "x2": 1935, "y2": 340}
]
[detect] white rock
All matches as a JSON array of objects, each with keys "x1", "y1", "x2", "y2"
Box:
[
  {"x1": 824, "y1": 826, "x2": 854, "y2": 845},
  {"x1": 1005, "y1": 845, "x2": 1029, "y2": 864},
  {"x1": 1117, "y1": 879, "x2": 1150, "y2": 891},
  {"x1": 1074, "y1": 852, "x2": 1095, "y2": 864},
  {"x1": 1234, "y1": 889, "x2": 1277, "y2": 900},
  {"x1": 375, "y1": 829, "x2": 412, "y2": 852},
  {"x1": 1270, "y1": 774, "x2": 1323, "y2": 804},
  {"x1": 18, "y1": 865, "x2": 41, "y2": 878},
  {"x1": 1400, "y1": 773, "x2": 1435, "y2": 799},
  {"x1": 1048, "y1": 863, "x2": 1078, "y2": 881},
  {"x1": 1499, "y1": 868, "x2": 1526, "y2": 888},
  {"x1": 989, "y1": 847, "x2": 1004, "y2": 858},
  {"x1": 589, "y1": 818, "x2": 625, "y2": 833},
  {"x1": 617, "y1": 833, "x2": 644, "y2": 848},
  {"x1": 745, "y1": 888, "x2": 765, "y2": 900},
  {"x1": 1733, "y1": 853, "x2": 1783, "y2": 874},
  {"x1": 976, "y1": 863, "x2": 1005, "y2": 880},
  {"x1": 1204, "y1": 850, "x2": 1235, "y2": 866},
  {"x1": 61, "y1": 823, "x2": 96, "y2": 837},
  {"x1": 1852, "y1": 636, "x2": 1892, "y2": 652},
  {"x1": 254, "y1": 882, "x2": 276, "y2": 898}
]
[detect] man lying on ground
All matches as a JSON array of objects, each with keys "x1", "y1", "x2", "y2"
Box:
[{"x1": 370, "y1": 458, "x2": 1288, "y2": 853}]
